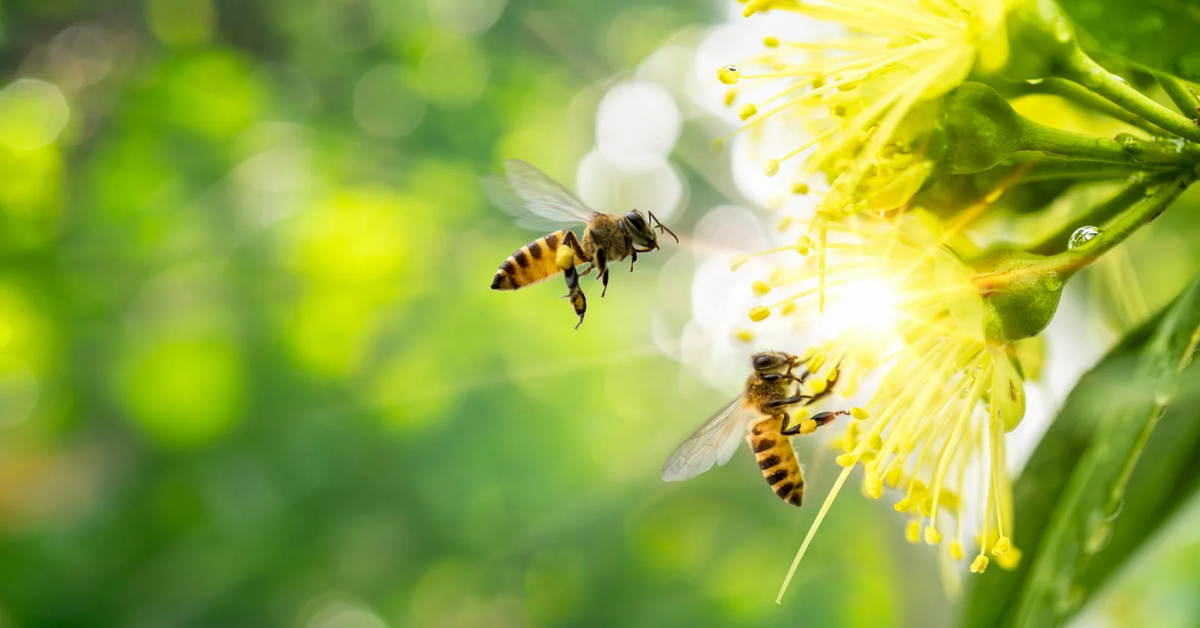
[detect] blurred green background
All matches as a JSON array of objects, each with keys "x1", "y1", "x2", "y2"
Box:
[{"x1": 0, "y1": 0, "x2": 1199, "y2": 627}]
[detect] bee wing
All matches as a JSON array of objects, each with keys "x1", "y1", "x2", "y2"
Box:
[
  {"x1": 483, "y1": 159, "x2": 600, "y2": 229},
  {"x1": 661, "y1": 395, "x2": 756, "y2": 482}
]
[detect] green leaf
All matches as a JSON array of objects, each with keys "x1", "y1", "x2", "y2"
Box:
[
  {"x1": 962, "y1": 270, "x2": 1200, "y2": 627},
  {"x1": 1058, "y1": 0, "x2": 1200, "y2": 81}
]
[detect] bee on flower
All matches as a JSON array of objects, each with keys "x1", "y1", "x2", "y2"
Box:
[{"x1": 720, "y1": 211, "x2": 1028, "y2": 599}]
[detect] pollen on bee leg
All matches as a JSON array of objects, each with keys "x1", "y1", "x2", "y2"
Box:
[
  {"x1": 749, "y1": 306, "x2": 771, "y2": 321},
  {"x1": 798, "y1": 419, "x2": 818, "y2": 435},
  {"x1": 555, "y1": 245, "x2": 575, "y2": 270}
]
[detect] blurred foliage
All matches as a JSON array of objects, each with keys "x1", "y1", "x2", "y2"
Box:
[{"x1": 0, "y1": 1, "x2": 953, "y2": 627}]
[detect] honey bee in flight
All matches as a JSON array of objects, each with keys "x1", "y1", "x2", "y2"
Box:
[
  {"x1": 486, "y1": 159, "x2": 677, "y2": 329},
  {"x1": 662, "y1": 351, "x2": 853, "y2": 506}
]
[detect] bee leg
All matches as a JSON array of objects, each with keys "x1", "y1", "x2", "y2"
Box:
[
  {"x1": 560, "y1": 265, "x2": 587, "y2": 329},
  {"x1": 594, "y1": 249, "x2": 610, "y2": 297},
  {"x1": 629, "y1": 250, "x2": 637, "y2": 272},
  {"x1": 811, "y1": 411, "x2": 850, "y2": 428}
]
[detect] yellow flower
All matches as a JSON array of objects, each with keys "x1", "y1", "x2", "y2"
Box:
[
  {"x1": 719, "y1": 0, "x2": 1009, "y2": 220},
  {"x1": 734, "y1": 212, "x2": 1025, "y2": 600}
]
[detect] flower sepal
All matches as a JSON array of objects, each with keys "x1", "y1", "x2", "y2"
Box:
[{"x1": 973, "y1": 248, "x2": 1065, "y2": 344}]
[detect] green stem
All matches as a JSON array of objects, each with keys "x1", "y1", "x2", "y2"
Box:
[
  {"x1": 1061, "y1": 49, "x2": 1200, "y2": 144},
  {"x1": 1018, "y1": 117, "x2": 1200, "y2": 165},
  {"x1": 1056, "y1": 172, "x2": 1195, "y2": 274},
  {"x1": 1153, "y1": 70, "x2": 1200, "y2": 119},
  {"x1": 997, "y1": 77, "x2": 1167, "y2": 137},
  {"x1": 975, "y1": 172, "x2": 1196, "y2": 291},
  {"x1": 1028, "y1": 172, "x2": 1174, "y2": 255}
]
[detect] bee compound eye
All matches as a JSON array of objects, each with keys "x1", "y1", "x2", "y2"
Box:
[{"x1": 753, "y1": 354, "x2": 775, "y2": 370}]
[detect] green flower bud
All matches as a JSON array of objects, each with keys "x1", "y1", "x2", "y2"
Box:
[
  {"x1": 940, "y1": 83, "x2": 1024, "y2": 175},
  {"x1": 974, "y1": 248, "x2": 1065, "y2": 344}
]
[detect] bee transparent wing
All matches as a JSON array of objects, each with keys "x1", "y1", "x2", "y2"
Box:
[
  {"x1": 661, "y1": 395, "x2": 755, "y2": 482},
  {"x1": 482, "y1": 159, "x2": 600, "y2": 229}
]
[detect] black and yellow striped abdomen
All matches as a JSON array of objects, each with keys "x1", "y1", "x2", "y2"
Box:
[
  {"x1": 491, "y1": 229, "x2": 588, "y2": 291},
  {"x1": 749, "y1": 416, "x2": 804, "y2": 507}
]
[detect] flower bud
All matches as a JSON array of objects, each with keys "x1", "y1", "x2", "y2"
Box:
[
  {"x1": 974, "y1": 248, "x2": 1065, "y2": 343},
  {"x1": 940, "y1": 83, "x2": 1024, "y2": 175}
]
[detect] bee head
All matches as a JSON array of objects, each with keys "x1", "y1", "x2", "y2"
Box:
[
  {"x1": 751, "y1": 351, "x2": 793, "y2": 374},
  {"x1": 623, "y1": 210, "x2": 658, "y2": 249}
]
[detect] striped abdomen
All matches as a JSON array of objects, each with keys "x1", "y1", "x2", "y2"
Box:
[
  {"x1": 749, "y1": 416, "x2": 804, "y2": 507},
  {"x1": 491, "y1": 229, "x2": 585, "y2": 291}
]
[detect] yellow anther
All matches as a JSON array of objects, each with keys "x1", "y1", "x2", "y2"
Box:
[
  {"x1": 763, "y1": 158, "x2": 779, "y2": 177},
  {"x1": 905, "y1": 521, "x2": 920, "y2": 544},
  {"x1": 970, "y1": 555, "x2": 989, "y2": 573},
  {"x1": 724, "y1": 89, "x2": 737, "y2": 107},
  {"x1": 948, "y1": 541, "x2": 964, "y2": 560},
  {"x1": 728, "y1": 254, "x2": 748, "y2": 271},
  {"x1": 780, "y1": 302, "x2": 797, "y2": 316},
  {"x1": 556, "y1": 245, "x2": 575, "y2": 270},
  {"x1": 734, "y1": 328, "x2": 754, "y2": 342},
  {"x1": 851, "y1": 407, "x2": 869, "y2": 420},
  {"x1": 996, "y1": 547, "x2": 1022, "y2": 570},
  {"x1": 711, "y1": 137, "x2": 725, "y2": 153},
  {"x1": 806, "y1": 377, "x2": 828, "y2": 395},
  {"x1": 868, "y1": 434, "x2": 883, "y2": 450},
  {"x1": 717, "y1": 64, "x2": 740, "y2": 85},
  {"x1": 776, "y1": 216, "x2": 792, "y2": 232},
  {"x1": 835, "y1": 453, "x2": 856, "y2": 467},
  {"x1": 991, "y1": 536, "x2": 1011, "y2": 555},
  {"x1": 798, "y1": 419, "x2": 817, "y2": 435},
  {"x1": 749, "y1": 306, "x2": 771, "y2": 322},
  {"x1": 738, "y1": 103, "x2": 757, "y2": 120},
  {"x1": 795, "y1": 235, "x2": 811, "y2": 256},
  {"x1": 807, "y1": 353, "x2": 826, "y2": 373},
  {"x1": 925, "y1": 527, "x2": 942, "y2": 545},
  {"x1": 763, "y1": 36, "x2": 779, "y2": 48},
  {"x1": 751, "y1": 280, "x2": 771, "y2": 297},
  {"x1": 884, "y1": 468, "x2": 903, "y2": 487},
  {"x1": 894, "y1": 497, "x2": 911, "y2": 512},
  {"x1": 864, "y1": 468, "x2": 882, "y2": 499},
  {"x1": 918, "y1": 495, "x2": 933, "y2": 517},
  {"x1": 825, "y1": 368, "x2": 838, "y2": 383},
  {"x1": 791, "y1": 182, "x2": 809, "y2": 195}
]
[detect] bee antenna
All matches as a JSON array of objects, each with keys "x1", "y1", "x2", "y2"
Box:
[{"x1": 648, "y1": 211, "x2": 679, "y2": 244}]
